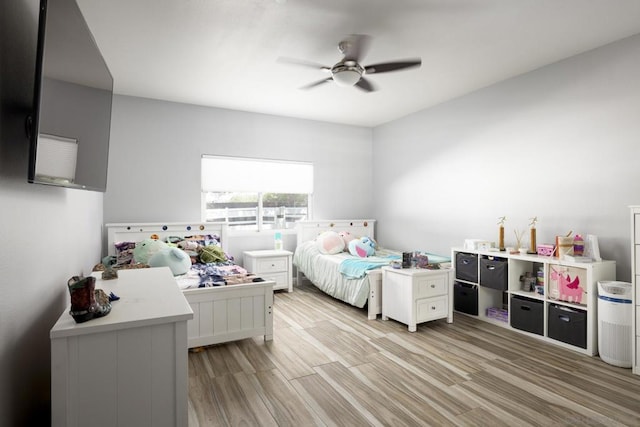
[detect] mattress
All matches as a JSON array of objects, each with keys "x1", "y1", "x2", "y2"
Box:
[{"x1": 294, "y1": 240, "x2": 398, "y2": 308}]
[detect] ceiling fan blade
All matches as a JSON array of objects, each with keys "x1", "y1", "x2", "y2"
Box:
[
  {"x1": 354, "y1": 77, "x2": 376, "y2": 92},
  {"x1": 340, "y1": 34, "x2": 371, "y2": 63},
  {"x1": 277, "y1": 57, "x2": 331, "y2": 72},
  {"x1": 364, "y1": 59, "x2": 422, "y2": 74},
  {"x1": 300, "y1": 77, "x2": 333, "y2": 90}
]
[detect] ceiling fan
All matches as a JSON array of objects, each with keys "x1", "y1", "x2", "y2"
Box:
[{"x1": 278, "y1": 34, "x2": 421, "y2": 92}]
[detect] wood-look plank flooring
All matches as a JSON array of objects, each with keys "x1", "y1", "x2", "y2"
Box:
[{"x1": 188, "y1": 282, "x2": 640, "y2": 426}]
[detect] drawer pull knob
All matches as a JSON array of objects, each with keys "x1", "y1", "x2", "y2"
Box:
[
  {"x1": 431, "y1": 306, "x2": 436, "y2": 310},
  {"x1": 430, "y1": 284, "x2": 435, "y2": 288}
]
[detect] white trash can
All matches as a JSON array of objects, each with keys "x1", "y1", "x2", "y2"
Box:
[{"x1": 597, "y1": 281, "x2": 632, "y2": 368}]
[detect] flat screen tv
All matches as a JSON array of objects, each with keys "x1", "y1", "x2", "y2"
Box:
[{"x1": 28, "y1": 0, "x2": 113, "y2": 192}]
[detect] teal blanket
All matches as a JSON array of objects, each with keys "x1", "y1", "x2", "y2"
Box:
[{"x1": 339, "y1": 255, "x2": 400, "y2": 279}]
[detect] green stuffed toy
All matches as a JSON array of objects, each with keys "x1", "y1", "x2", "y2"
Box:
[
  {"x1": 133, "y1": 239, "x2": 169, "y2": 264},
  {"x1": 149, "y1": 247, "x2": 191, "y2": 276},
  {"x1": 198, "y1": 245, "x2": 227, "y2": 263}
]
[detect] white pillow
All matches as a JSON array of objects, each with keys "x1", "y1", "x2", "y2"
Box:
[{"x1": 316, "y1": 231, "x2": 345, "y2": 254}]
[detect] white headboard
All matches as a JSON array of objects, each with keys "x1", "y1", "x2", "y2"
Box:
[
  {"x1": 295, "y1": 219, "x2": 376, "y2": 246},
  {"x1": 105, "y1": 222, "x2": 229, "y2": 255}
]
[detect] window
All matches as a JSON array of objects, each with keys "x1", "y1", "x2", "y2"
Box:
[{"x1": 201, "y1": 155, "x2": 313, "y2": 230}]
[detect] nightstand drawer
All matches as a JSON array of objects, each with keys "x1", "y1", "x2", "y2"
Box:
[
  {"x1": 255, "y1": 257, "x2": 288, "y2": 273},
  {"x1": 417, "y1": 295, "x2": 448, "y2": 322},
  {"x1": 415, "y1": 275, "x2": 447, "y2": 299},
  {"x1": 258, "y1": 271, "x2": 288, "y2": 287}
]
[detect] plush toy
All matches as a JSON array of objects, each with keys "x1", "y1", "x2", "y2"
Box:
[
  {"x1": 348, "y1": 236, "x2": 376, "y2": 258},
  {"x1": 198, "y1": 245, "x2": 228, "y2": 263},
  {"x1": 338, "y1": 231, "x2": 355, "y2": 251},
  {"x1": 133, "y1": 239, "x2": 169, "y2": 264},
  {"x1": 148, "y1": 247, "x2": 191, "y2": 276},
  {"x1": 316, "y1": 230, "x2": 345, "y2": 254},
  {"x1": 177, "y1": 240, "x2": 200, "y2": 252}
]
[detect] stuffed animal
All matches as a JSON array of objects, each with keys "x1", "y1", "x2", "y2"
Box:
[
  {"x1": 148, "y1": 247, "x2": 191, "y2": 276},
  {"x1": 177, "y1": 240, "x2": 200, "y2": 252},
  {"x1": 348, "y1": 236, "x2": 376, "y2": 258},
  {"x1": 133, "y1": 239, "x2": 169, "y2": 264},
  {"x1": 338, "y1": 231, "x2": 355, "y2": 251},
  {"x1": 198, "y1": 245, "x2": 228, "y2": 263},
  {"x1": 316, "y1": 230, "x2": 345, "y2": 254}
]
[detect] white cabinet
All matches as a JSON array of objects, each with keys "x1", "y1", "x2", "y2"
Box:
[
  {"x1": 381, "y1": 267, "x2": 454, "y2": 332},
  {"x1": 451, "y1": 248, "x2": 615, "y2": 356},
  {"x1": 243, "y1": 249, "x2": 293, "y2": 292},
  {"x1": 50, "y1": 267, "x2": 193, "y2": 427},
  {"x1": 631, "y1": 206, "x2": 640, "y2": 375}
]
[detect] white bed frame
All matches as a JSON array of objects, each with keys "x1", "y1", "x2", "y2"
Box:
[
  {"x1": 105, "y1": 222, "x2": 273, "y2": 348},
  {"x1": 295, "y1": 219, "x2": 382, "y2": 320}
]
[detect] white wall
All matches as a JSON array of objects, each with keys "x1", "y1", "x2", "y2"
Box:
[
  {"x1": 0, "y1": 186, "x2": 103, "y2": 425},
  {"x1": 0, "y1": 1, "x2": 105, "y2": 425},
  {"x1": 104, "y1": 95, "x2": 373, "y2": 258},
  {"x1": 372, "y1": 34, "x2": 640, "y2": 281}
]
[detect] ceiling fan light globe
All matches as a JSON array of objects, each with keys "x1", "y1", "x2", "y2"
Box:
[{"x1": 332, "y1": 69, "x2": 361, "y2": 87}]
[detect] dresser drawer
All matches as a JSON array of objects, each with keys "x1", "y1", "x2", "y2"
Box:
[
  {"x1": 414, "y1": 275, "x2": 447, "y2": 299},
  {"x1": 255, "y1": 257, "x2": 288, "y2": 273},
  {"x1": 416, "y1": 295, "x2": 448, "y2": 322}
]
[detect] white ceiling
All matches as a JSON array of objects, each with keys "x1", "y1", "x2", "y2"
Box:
[{"x1": 76, "y1": 0, "x2": 640, "y2": 127}]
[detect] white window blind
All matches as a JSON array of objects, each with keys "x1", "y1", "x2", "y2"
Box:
[{"x1": 201, "y1": 156, "x2": 313, "y2": 193}]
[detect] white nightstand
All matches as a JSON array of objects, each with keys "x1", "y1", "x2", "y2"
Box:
[
  {"x1": 381, "y1": 267, "x2": 454, "y2": 332},
  {"x1": 243, "y1": 250, "x2": 293, "y2": 292}
]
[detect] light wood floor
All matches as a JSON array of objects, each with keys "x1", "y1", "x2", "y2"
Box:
[{"x1": 188, "y1": 282, "x2": 640, "y2": 426}]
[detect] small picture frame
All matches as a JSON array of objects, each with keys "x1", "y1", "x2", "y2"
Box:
[{"x1": 402, "y1": 252, "x2": 412, "y2": 268}]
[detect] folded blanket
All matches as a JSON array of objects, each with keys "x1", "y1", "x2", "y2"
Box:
[{"x1": 339, "y1": 255, "x2": 400, "y2": 279}]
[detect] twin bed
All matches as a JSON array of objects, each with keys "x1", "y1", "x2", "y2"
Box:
[
  {"x1": 293, "y1": 219, "x2": 396, "y2": 320},
  {"x1": 105, "y1": 222, "x2": 274, "y2": 349}
]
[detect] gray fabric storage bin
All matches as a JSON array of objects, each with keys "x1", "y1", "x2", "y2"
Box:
[
  {"x1": 510, "y1": 295, "x2": 543, "y2": 335},
  {"x1": 454, "y1": 282, "x2": 478, "y2": 315},
  {"x1": 455, "y1": 252, "x2": 478, "y2": 282},
  {"x1": 548, "y1": 304, "x2": 587, "y2": 349},
  {"x1": 480, "y1": 256, "x2": 508, "y2": 290}
]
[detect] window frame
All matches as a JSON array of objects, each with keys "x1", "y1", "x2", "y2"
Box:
[{"x1": 200, "y1": 155, "x2": 313, "y2": 232}]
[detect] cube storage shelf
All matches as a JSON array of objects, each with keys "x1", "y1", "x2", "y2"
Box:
[{"x1": 452, "y1": 248, "x2": 616, "y2": 355}]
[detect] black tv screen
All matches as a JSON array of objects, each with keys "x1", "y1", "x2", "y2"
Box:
[{"x1": 28, "y1": 0, "x2": 113, "y2": 192}]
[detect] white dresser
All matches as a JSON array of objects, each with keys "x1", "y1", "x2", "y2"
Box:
[
  {"x1": 243, "y1": 249, "x2": 293, "y2": 292},
  {"x1": 631, "y1": 206, "x2": 640, "y2": 375},
  {"x1": 381, "y1": 267, "x2": 454, "y2": 331},
  {"x1": 50, "y1": 267, "x2": 193, "y2": 427}
]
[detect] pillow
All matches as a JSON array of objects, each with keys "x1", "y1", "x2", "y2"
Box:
[
  {"x1": 348, "y1": 236, "x2": 376, "y2": 258},
  {"x1": 316, "y1": 231, "x2": 345, "y2": 254},
  {"x1": 338, "y1": 231, "x2": 355, "y2": 251}
]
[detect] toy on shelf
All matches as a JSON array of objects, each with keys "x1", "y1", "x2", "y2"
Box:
[
  {"x1": 573, "y1": 234, "x2": 584, "y2": 256},
  {"x1": 528, "y1": 216, "x2": 538, "y2": 254},
  {"x1": 498, "y1": 216, "x2": 506, "y2": 251}
]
